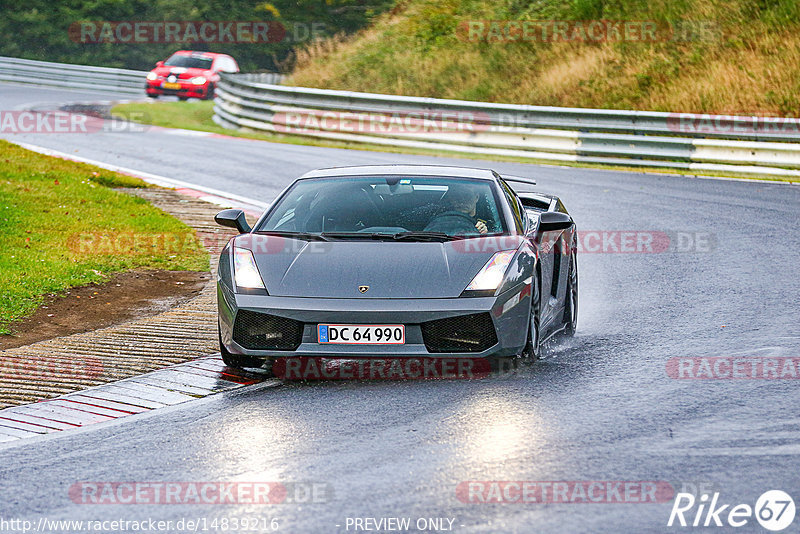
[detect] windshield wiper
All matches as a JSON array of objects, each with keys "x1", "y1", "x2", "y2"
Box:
[
  {"x1": 391, "y1": 231, "x2": 463, "y2": 242},
  {"x1": 318, "y1": 231, "x2": 459, "y2": 242},
  {"x1": 292, "y1": 231, "x2": 466, "y2": 242},
  {"x1": 255, "y1": 230, "x2": 330, "y2": 241},
  {"x1": 319, "y1": 232, "x2": 396, "y2": 240}
]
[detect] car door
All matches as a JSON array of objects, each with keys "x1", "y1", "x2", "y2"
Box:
[
  {"x1": 526, "y1": 207, "x2": 557, "y2": 335},
  {"x1": 518, "y1": 196, "x2": 571, "y2": 336},
  {"x1": 498, "y1": 180, "x2": 555, "y2": 333},
  {"x1": 551, "y1": 198, "x2": 575, "y2": 319},
  {"x1": 538, "y1": 198, "x2": 575, "y2": 334}
]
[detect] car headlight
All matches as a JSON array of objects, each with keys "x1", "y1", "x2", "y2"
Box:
[
  {"x1": 146, "y1": 72, "x2": 158, "y2": 81},
  {"x1": 191, "y1": 76, "x2": 207, "y2": 85},
  {"x1": 464, "y1": 251, "x2": 516, "y2": 294},
  {"x1": 233, "y1": 247, "x2": 265, "y2": 289}
]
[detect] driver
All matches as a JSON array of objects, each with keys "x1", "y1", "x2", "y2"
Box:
[{"x1": 424, "y1": 185, "x2": 488, "y2": 235}]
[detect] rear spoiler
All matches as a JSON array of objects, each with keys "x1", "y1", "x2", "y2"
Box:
[{"x1": 500, "y1": 175, "x2": 537, "y2": 188}]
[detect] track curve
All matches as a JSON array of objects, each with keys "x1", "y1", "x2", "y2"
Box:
[{"x1": 1, "y1": 83, "x2": 799, "y2": 532}]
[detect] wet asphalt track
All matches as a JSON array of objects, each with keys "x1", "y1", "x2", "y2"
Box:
[{"x1": 1, "y1": 83, "x2": 800, "y2": 533}]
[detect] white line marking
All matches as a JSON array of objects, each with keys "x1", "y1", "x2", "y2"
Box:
[
  {"x1": 157, "y1": 128, "x2": 214, "y2": 137},
  {"x1": 10, "y1": 141, "x2": 270, "y2": 210}
]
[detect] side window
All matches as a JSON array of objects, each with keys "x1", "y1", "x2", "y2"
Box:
[
  {"x1": 556, "y1": 198, "x2": 568, "y2": 213},
  {"x1": 498, "y1": 179, "x2": 524, "y2": 233},
  {"x1": 215, "y1": 57, "x2": 236, "y2": 73},
  {"x1": 221, "y1": 57, "x2": 238, "y2": 73}
]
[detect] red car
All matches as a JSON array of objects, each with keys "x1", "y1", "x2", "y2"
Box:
[{"x1": 145, "y1": 51, "x2": 239, "y2": 100}]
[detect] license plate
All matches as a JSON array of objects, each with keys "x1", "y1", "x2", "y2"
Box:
[
  {"x1": 162, "y1": 82, "x2": 180, "y2": 89},
  {"x1": 318, "y1": 324, "x2": 405, "y2": 345}
]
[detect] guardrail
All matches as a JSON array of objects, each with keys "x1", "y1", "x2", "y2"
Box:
[
  {"x1": 0, "y1": 56, "x2": 147, "y2": 95},
  {"x1": 214, "y1": 73, "x2": 800, "y2": 178}
]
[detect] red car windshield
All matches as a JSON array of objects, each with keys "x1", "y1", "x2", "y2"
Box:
[{"x1": 164, "y1": 54, "x2": 213, "y2": 70}]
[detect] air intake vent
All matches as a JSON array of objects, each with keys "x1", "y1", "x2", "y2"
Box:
[
  {"x1": 421, "y1": 313, "x2": 498, "y2": 353},
  {"x1": 233, "y1": 310, "x2": 303, "y2": 350}
]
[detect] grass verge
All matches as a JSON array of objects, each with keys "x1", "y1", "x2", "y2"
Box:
[
  {"x1": 0, "y1": 140, "x2": 209, "y2": 335},
  {"x1": 113, "y1": 101, "x2": 798, "y2": 183}
]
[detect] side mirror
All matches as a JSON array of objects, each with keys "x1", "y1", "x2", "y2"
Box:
[
  {"x1": 538, "y1": 211, "x2": 573, "y2": 233},
  {"x1": 214, "y1": 209, "x2": 251, "y2": 234},
  {"x1": 156, "y1": 61, "x2": 164, "y2": 67}
]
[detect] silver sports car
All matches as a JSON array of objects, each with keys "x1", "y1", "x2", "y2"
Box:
[{"x1": 215, "y1": 165, "x2": 577, "y2": 373}]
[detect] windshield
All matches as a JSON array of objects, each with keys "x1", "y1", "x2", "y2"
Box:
[
  {"x1": 164, "y1": 54, "x2": 213, "y2": 69},
  {"x1": 257, "y1": 176, "x2": 508, "y2": 238}
]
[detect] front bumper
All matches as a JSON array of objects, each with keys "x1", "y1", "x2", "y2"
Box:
[
  {"x1": 218, "y1": 283, "x2": 531, "y2": 360},
  {"x1": 145, "y1": 81, "x2": 210, "y2": 99}
]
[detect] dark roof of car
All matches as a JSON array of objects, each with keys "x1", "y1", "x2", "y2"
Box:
[{"x1": 298, "y1": 165, "x2": 498, "y2": 181}]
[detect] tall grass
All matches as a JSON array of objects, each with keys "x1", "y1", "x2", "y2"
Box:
[{"x1": 289, "y1": 0, "x2": 800, "y2": 115}]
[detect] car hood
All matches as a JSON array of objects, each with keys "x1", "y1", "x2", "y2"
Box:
[{"x1": 238, "y1": 236, "x2": 522, "y2": 299}]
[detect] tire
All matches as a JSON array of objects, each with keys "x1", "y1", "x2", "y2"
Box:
[
  {"x1": 146, "y1": 93, "x2": 158, "y2": 99},
  {"x1": 563, "y1": 248, "x2": 578, "y2": 337},
  {"x1": 522, "y1": 273, "x2": 541, "y2": 360},
  {"x1": 218, "y1": 329, "x2": 270, "y2": 370},
  {"x1": 203, "y1": 83, "x2": 216, "y2": 100},
  {"x1": 178, "y1": 96, "x2": 189, "y2": 101}
]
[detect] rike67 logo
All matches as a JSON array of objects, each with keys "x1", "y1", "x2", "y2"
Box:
[{"x1": 668, "y1": 490, "x2": 796, "y2": 531}]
